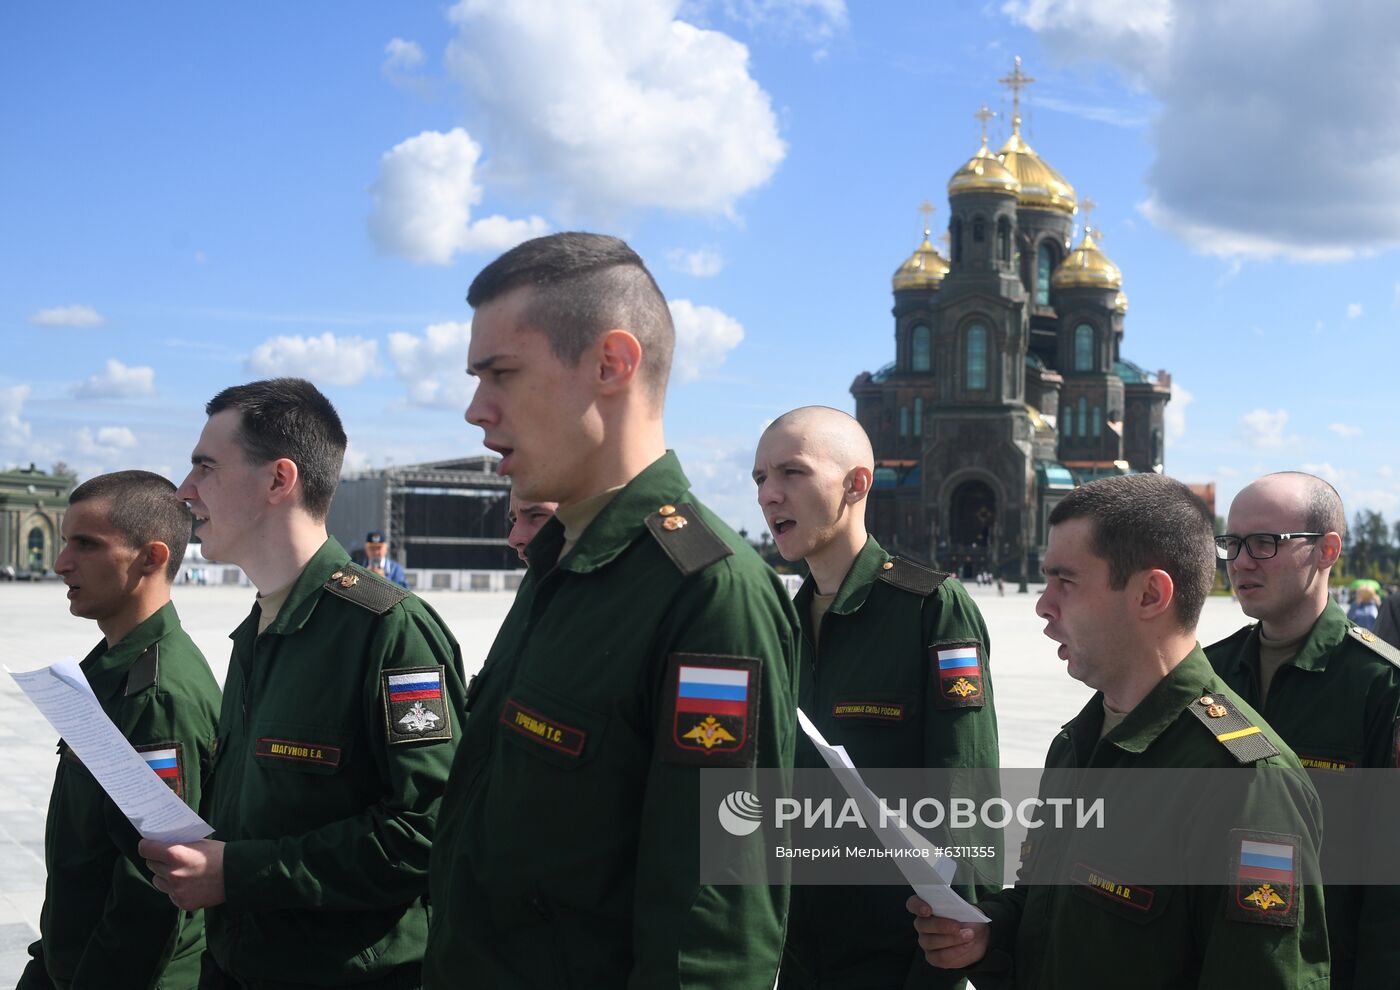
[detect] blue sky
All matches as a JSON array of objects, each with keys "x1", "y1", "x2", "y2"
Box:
[{"x1": 4, "y1": 0, "x2": 1398, "y2": 537}]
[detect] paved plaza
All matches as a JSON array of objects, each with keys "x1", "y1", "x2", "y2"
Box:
[{"x1": 0, "y1": 581, "x2": 1251, "y2": 983}]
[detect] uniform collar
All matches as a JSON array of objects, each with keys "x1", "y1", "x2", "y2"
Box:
[
  {"x1": 796, "y1": 536, "x2": 887, "y2": 617},
  {"x1": 1085, "y1": 645, "x2": 1217, "y2": 755},
  {"x1": 81, "y1": 600, "x2": 179, "y2": 700},
  {"x1": 531, "y1": 450, "x2": 691, "y2": 576},
  {"x1": 1224, "y1": 600, "x2": 1348, "y2": 676},
  {"x1": 233, "y1": 537, "x2": 350, "y2": 640}
]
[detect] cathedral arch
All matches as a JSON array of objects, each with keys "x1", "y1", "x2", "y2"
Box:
[
  {"x1": 1036, "y1": 242, "x2": 1054, "y2": 305},
  {"x1": 911, "y1": 324, "x2": 931, "y2": 372},
  {"x1": 1074, "y1": 323, "x2": 1095, "y2": 371},
  {"x1": 964, "y1": 324, "x2": 989, "y2": 391},
  {"x1": 997, "y1": 218, "x2": 1012, "y2": 266}
]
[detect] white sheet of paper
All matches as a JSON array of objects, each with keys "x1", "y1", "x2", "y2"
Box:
[
  {"x1": 7, "y1": 657, "x2": 214, "y2": 843},
  {"x1": 797, "y1": 708, "x2": 990, "y2": 923}
]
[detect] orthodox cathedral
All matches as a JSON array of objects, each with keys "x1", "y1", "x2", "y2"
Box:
[{"x1": 851, "y1": 59, "x2": 1172, "y2": 582}]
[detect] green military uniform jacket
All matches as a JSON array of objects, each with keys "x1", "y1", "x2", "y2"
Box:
[
  {"x1": 425, "y1": 451, "x2": 800, "y2": 989},
  {"x1": 202, "y1": 538, "x2": 466, "y2": 990},
  {"x1": 780, "y1": 537, "x2": 1000, "y2": 990},
  {"x1": 20, "y1": 602, "x2": 221, "y2": 990},
  {"x1": 966, "y1": 647, "x2": 1329, "y2": 989},
  {"x1": 1207, "y1": 600, "x2": 1400, "y2": 989}
]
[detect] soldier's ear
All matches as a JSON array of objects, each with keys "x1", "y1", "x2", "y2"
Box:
[
  {"x1": 1134, "y1": 567, "x2": 1175, "y2": 622},
  {"x1": 139, "y1": 541, "x2": 171, "y2": 578},
  {"x1": 595, "y1": 329, "x2": 642, "y2": 396},
  {"x1": 845, "y1": 466, "x2": 872, "y2": 504},
  {"x1": 1317, "y1": 532, "x2": 1342, "y2": 568}
]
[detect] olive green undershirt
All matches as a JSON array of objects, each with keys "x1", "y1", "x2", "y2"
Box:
[
  {"x1": 556, "y1": 485, "x2": 627, "y2": 560},
  {"x1": 256, "y1": 579, "x2": 297, "y2": 634},
  {"x1": 1099, "y1": 699, "x2": 1130, "y2": 740},
  {"x1": 1257, "y1": 627, "x2": 1306, "y2": 703},
  {"x1": 809, "y1": 591, "x2": 837, "y2": 644}
]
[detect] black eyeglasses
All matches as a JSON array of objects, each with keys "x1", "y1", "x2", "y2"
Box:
[{"x1": 1214, "y1": 532, "x2": 1323, "y2": 561}]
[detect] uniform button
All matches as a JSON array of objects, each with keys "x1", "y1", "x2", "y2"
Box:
[
  {"x1": 1198, "y1": 696, "x2": 1214, "y2": 706},
  {"x1": 663, "y1": 515, "x2": 688, "y2": 531},
  {"x1": 658, "y1": 504, "x2": 677, "y2": 516},
  {"x1": 882, "y1": 561, "x2": 894, "y2": 571},
  {"x1": 330, "y1": 570, "x2": 344, "y2": 581}
]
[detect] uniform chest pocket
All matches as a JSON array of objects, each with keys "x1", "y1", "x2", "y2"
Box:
[
  {"x1": 252, "y1": 722, "x2": 351, "y2": 775},
  {"x1": 497, "y1": 682, "x2": 608, "y2": 770},
  {"x1": 1068, "y1": 861, "x2": 1172, "y2": 924}
]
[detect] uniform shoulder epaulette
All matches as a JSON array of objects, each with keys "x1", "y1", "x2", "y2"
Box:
[
  {"x1": 1184, "y1": 691, "x2": 1280, "y2": 765},
  {"x1": 644, "y1": 502, "x2": 732, "y2": 577},
  {"x1": 875, "y1": 556, "x2": 949, "y2": 597},
  {"x1": 322, "y1": 563, "x2": 409, "y2": 615},
  {"x1": 124, "y1": 644, "x2": 159, "y2": 696},
  {"x1": 1347, "y1": 625, "x2": 1400, "y2": 671}
]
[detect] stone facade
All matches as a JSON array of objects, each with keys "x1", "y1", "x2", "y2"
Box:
[{"x1": 0, "y1": 464, "x2": 76, "y2": 574}]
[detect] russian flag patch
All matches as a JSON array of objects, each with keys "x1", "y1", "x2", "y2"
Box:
[
  {"x1": 135, "y1": 742, "x2": 182, "y2": 797},
  {"x1": 662, "y1": 654, "x2": 760, "y2": 766},
  {"x1": 932, "y1": 642, "x2": 986, "y2": 709},
  {"x1": 1228, "y1": 830, "x2": 1299, "y2": 927},
  {"x1": 382, "y1": 665, "x2": 453, "y2": 745}
]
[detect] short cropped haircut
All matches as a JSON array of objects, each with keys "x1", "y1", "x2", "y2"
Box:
[
  {"x1": 69, "y1": 471, "x2": 190, "y2": 581},
  {"x1": 206, "y1": 378, "x2": 346, "y2": 519},
  {"x1": 467, "y1": 232, "x2": 675, "y2": 403},
  {"x1": 1266, "y1": 471, "x2": 1347, "y2": 542},
  {"x1": 1049, "y1": 473, "x2": 1216, "y2": 629}
]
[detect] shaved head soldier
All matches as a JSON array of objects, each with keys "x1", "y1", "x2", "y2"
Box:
[
  {"x1": 1207, "y1": 471, "x2": 1400, "y2": 987},
  {"x1": 21, "y1": 471, "x2": 220, "y2": 990},
  {"x1": 754, "y1": 406, "x2": 1000, "y2": 988},
  {"x1": 505, "y1": 490, "x2": 557, "y2": 563}
]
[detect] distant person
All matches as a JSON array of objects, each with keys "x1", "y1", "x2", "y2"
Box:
[
  {"x1": 1207, "y1": 471, "x2": 1400, "y2": 987},
  {"x1": 910, "y1": 473, "x2": 1329, "y2": 987},
  {"x1": 1376, "y1": 589, "x2": 1400, "y2": 649},
  {"x1": 505, "y1": 490, "x2": 557, "y2": 563},
  {"x1": 754, "y1": 406, "x2": 999, "y2": 988},
  {"x1": 1347, "y1": 586, "x2": 1380, "y2": 631},
  {"x1": 362, "y1": 530, "x2": 410, "y2": 588},
  {"x1": 140, "y1": 378, "x2": 467, "y2": 988},
  {"x1": 21, "y1": 471, "x2": 221, "y2": 990},
  {"x1": 425, "y1": 232, "x2": 799, "y2": 986}
]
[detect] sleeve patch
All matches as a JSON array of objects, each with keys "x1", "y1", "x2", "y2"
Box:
[
  {"x1": 1227, "y1": 830, "x2": 1299, "y2": 927},
  {"x1": 382, "y1": 665, "x2": 453, "y2": 745},
  {"x1": 931, "y1": 642, "x2": 986, "y2": 709},
  {"x1": 660, "y1": 654, "x2": 760, "y2": 767},
  {"x1": 135, "y1": 741, "x2": 183, "y2": 797}
]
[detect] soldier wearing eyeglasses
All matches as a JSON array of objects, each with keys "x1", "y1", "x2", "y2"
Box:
[{"x1": 1206, "y1": 470, "x2": 1400, "y2": 989}]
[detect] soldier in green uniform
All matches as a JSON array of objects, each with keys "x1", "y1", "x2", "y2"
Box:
[
  {"x1": 20, "y1": 470, "x2": 221, "y2": 990},
  {"x1": 505, "y1": 488, "x2": 556, "y2": 563},
  {"x1": 424, "y1": 233, "x2": 799, "y2": 988},
  {"x1": 1206, "y1": 471, "x2": 1400, "y2": 988},
  {"x1": 139, "y1": 378, "x2": 467, "y2": 989},
  {"x1": 908, "y1": 473, "x2": 1330, "y2": 988},
  {"x1": 751, "y1": 406, "x2": 1000, "y2": 988}
]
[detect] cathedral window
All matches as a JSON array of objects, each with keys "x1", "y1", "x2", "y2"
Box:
[
  {"x1": 1036, "y1": 243, "x2": 1053, "y2": 305},
  {"x1": 913, "y1": 397, "x2": 923, "y2": 437},
  {"x1": 1074, "y1": 324, "x2": 1094, "y2": 372},
  {"x1": 899, "y1": 406, "x2": 909, "y2": 437},
  {"x1": 972, "y1": 216, "x2": 985, "y2": 243},
  {"x1": 1062, "y1": 404, "x2": 1073, "y2": 437},
  {"x1": 911, "y1": 324, "x2": 931, "y2": 372},
  {"x1": 966, "y1": 325, "x2": 988, "y2": 390},
  {"x1": 1092, "y1": 406, "x2": 1102, "y2": 437},
  {"x1": 997, "y1": 218, "x2": 1011, "y2": 265},
  {"x1": 951, "y1": 218, "x2": 963, "y2": 263},
  {"x1": 1077, "y1": 396, "x2": 1087, "y2": 437}
]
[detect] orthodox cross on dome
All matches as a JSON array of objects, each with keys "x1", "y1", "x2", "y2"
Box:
[
  {"x1": 1079, "y1": 196, "x2": 1098, "y2": 236},
  {"x1": 998, "y1": 56, "x2": 1035, "y2": 130},
  {"x1": 974, "y1": 104, "x2": 996, "y2": 145},
  {"x1": 918, "y1": 200, "x2": 936, "y2": 236}
]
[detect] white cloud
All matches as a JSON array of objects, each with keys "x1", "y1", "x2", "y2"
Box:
[
  {"x1": 1349, "y1": 487, "x2": 1400, "y2": 515},
  {"x1": 246, "y1": 333, "x2": 379, "y2": 387},
  {"x1": 1164, "y1": 382, "x2": 1191, "y2": 442},
  {"x1": 1346, "y1": 302, "x2": 1363, "y2": 319},
  {"x1": 0, "y1": 385, "x2": 33, "y2": 447},
  {"x1": 444, "y1": 0, "x2": 786, "y2": 217},
  {"x1": 1301, "y1": 462, "x2": 1348, "y2": 484},
  {"x1": 72, "y1": 359, "x2": 155, "y2": 398},
  {"x1": 1006, "y1": 0, "x2": 1400, "y2": 261},
  {"x1": 704, "y1": 0, "x2": 849, "y2": 50},
  {"x1": 1379, "y1": 466, "x2": 1394, "y2": 478},
  {"x1": 1329, "y1": 422, "x2": 1362, "y2": 438},
  {"x1": 368, "y1": 128, "x2": 549, "y2": 265},
  {"x1": 74, "y1": 426, "x2": 138, "y2": 459},
  {"x1": 387, "y1": 321, "x2": 477, "y2": 409},
  {"x1": 668, "y1": 299, "x2": 745, "y2": 381},
  {"x1": 666, "y1": 247, "x2": 726, "y2": 277},
  {"x1": 1239, "y1": 408, "x2": 1290, "y2": 450},
  {"x1": 30, "y1": 304, "x2": 104, "y2": 328},
  {"x1": 383, "y1": 37, "x2": 426, "y2": 74}
]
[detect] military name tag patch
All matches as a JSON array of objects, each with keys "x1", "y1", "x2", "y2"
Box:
[
  {"x1": 500, "y1": 699, "x2": 587, "y2": 757},
  {"x1": 662, "y1": 654, "x2": 760, "y2": 767},
  {"x1": 135, "y1": 743, "x2": 183, "y2": 796},
  {"x1": 832, "y1": 701, "x2": 905, "y2": 721},
  {"x1": 932, "y1": 643, "x2": 985, "y2": 709},
  {"x1": 255, "y1": 737, "x2": 342, "y2": 768},
  {"x1": 1071, "y1": 862, "x2": 1155, "y2": 912},
  {"x1": 1228, "y1": 831, "x2": 1299, "y2": 927},
  {"x1": 383, "y1": 666, "x2": 453, "y2": 745},
  {"x1": 1298, "y1": 755, "x2": 1356, "y2": 771}
]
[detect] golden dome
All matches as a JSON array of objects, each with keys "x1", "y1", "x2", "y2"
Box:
[
  {"x1": 1051, "y1": 230, "x2": 1122, "y2": 290},
  {"x1": 947, "y1": 140, "x2": 1021, "y2": 197},
  {"x1": 996, "y1": 120, "x2": 1076, "y2": 214},
  {"x1": 1112, "y1": 290, "x2": 1128, "y2": 314},
  {"x1": 892, "y1": 232, "x2": 950, "y2": 291}
]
